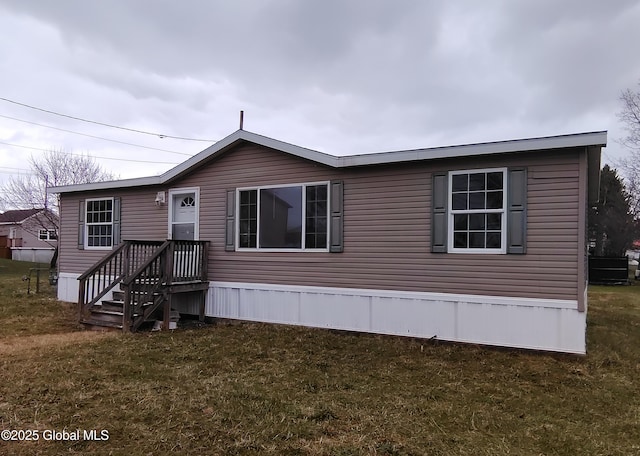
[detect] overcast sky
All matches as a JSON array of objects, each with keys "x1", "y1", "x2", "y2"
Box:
[{"x1": 1, "y1": 0, "x2": 639, "y2": 199}]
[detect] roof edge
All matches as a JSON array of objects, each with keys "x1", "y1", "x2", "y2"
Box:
[
  {"x1": 49, "y1": 176, "x2": 162, "y2": 193},
  {"x1": 48, "y1": 129, "x2": 607, "y2": 194},
  {"x1": 340, "y1": 130, "x2": 608, "y2": 167}
]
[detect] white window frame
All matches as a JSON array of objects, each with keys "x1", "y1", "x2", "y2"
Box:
[
  {"x1": 38, "y1": 229, "x2": 58, "y2": 241},
  {"x1": 167, "y1": 187, "x2": 200, "y2": 240},
  {"x1": 85, "y1": 197, "x2": 114, "y2": 250},
  {"x1": 235, "y1": 181, "x2": 330, "y2": 252},
  {"x1": 448, "y1": 168, "x2": 507, "y2": 254}
]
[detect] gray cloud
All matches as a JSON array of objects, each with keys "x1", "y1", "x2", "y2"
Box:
[{"x1": 0, "y1": 0, "x2": 638, "y2": 187}]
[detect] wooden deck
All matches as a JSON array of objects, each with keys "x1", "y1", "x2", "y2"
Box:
[{"x1": 78, "y1": 240, "x2": 210, "y2": 332}]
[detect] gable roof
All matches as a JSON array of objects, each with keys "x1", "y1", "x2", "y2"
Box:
[
  {"x1": 0, "y1": 208, "x2": 45, "y2": 224},
  {"x1": 48, "y1": 129, "x2": 607, "y2": 194}
]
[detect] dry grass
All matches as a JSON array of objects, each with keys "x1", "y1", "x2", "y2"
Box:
[{"x1": 1, "y1": 258, "x2": 639, "y2": 455}]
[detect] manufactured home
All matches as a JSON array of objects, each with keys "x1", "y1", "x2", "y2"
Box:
[
  {"x1": 50, "y1": 129, "x2": 606, "y2": 354},
  {"x1": 0, "y1": 208, "x2": 58, "y2": 262}
]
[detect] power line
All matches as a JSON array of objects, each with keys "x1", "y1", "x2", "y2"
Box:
[
  {"x1": 0, "y1": 96, "x2": 218, "y2": 142},
  {"x1": 0, "y1": 114, "x2": 194, "y2": 156},
  {"x1": 0, "y1": 165, "x2": 32, "y2": 172},
  {"x1": 0, "y1": 140, "x2": 181, "y2": 165},
  {"x1": 0, "y1": 170, "x2": 34, "y2": 175}
]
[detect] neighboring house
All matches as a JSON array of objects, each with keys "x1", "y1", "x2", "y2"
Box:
[
  {"x1": 49, "y1": 129, "x2": 606, "y2": 354},
  {"x1": 0, "y1": 208, "x2": 58, "y2": 262}
]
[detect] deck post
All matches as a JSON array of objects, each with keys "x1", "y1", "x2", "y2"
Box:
[
  {"x1": 200, "y1": 241, "x2": 209, "y2": 321},
  {"x1": 123, "y1": 241, "x2": 131, "y2": 277},
  {"x1": 122, "y1": 283, "x2": 131, "y2": 332},
  {"x1": 78, "y1": 280, "x2": 86, "y2": 321},
  {"x1": 199, "y1": 290, "x2": 206, "y2": 322},
  {"x1": 163, "y1": 292, "x2": 172, "y2": 330}
]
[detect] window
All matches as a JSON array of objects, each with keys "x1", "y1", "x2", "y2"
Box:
[
  {"x1": 449, "y1": 169, "x2": 506, "y2": 253},
  {"x1": 86, "y1": 198, "x2": 113, "y2": 248},
  {"x1": 237, "y1": 183, "x2": 329, "y2": 250},
  {"x1": 38, "y1": 229, "x2": 58, "y2": 241},
  {"x1": 180, "y1": 196, "x2": 195, "y2": 207}
]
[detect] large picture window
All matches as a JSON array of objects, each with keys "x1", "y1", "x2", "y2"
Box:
[
  {"x1": 86, "y1": 198, "x2": 113, "y2": 248},
  {"x1": 238, "y1": 183, "x2": 328, "y2": 250},
  {"x1": 449, "y1": 169, "x2": 506, "y2": 253}
]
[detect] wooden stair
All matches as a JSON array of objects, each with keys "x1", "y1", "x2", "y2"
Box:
[
  {"x1": 82, "y1": 288, "x2": 159, "y2": 331},
  {"x1": 78, "y1": 239, "x2": 210, "y2": 332}
]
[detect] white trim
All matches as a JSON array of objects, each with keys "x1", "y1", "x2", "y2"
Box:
[
  {"x1": 84, "y1": 197, "x2": 114, "y2": 250},
  {"x1": 235, "y1": 181, "x2": 330, "y2": 252},
  {"x1": 201, "y1": 282, "x2": 585, "y2": 354},
  {"x1": 49, "y1": 130, "x2": 607, "y2": 193},
  {"x1": 38, "y1": 229, "x2": 58, "y2": 241},
  {"x1": 168, "y1": 187, "x2": 200, "y2": 240},
  {"x1": 447, "y1": 168, "x2": 507, "y2": 254}
]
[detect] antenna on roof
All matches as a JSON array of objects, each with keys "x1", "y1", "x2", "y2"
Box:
[{"x1": 239, "y1": 110, "x2": 244, "y2": 130}]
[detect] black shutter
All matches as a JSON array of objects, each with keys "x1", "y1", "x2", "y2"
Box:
[
  {"x1": 329, "y1": 180, "x2": 344, "y2": 253},
  {"x1": 225, "y1": 190, "x2": 235, "y2": 251},
  {"x1": 78, "y1": 200, "x2": 85, "y2": 250},
  {"x1": 507, "y1": 168, "x2": 527, "y2": 254},
  {"x1": 112, "y1": 197, "x2": 121, "y2": 247},
  {"x1": 431, "y1": 172, "x2": 448, "y2": 253}
]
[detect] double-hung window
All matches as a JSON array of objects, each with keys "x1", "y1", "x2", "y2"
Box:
[
  {"x1": 85, "y1": 198, "x2": 114, "y2": 248},
  {"x1": 38, "y1": 229, "x2": 58, "y2": 241},
  {"x1": 237, "y1": 183, "x2": 329, "y2": 250},
  {"x1": 449, "y1": 168, "x2": 507, "y2": 253}
]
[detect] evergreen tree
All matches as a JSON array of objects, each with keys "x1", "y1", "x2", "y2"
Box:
[{"x1": 589, "y1": 165, "x2": 637, "y2": 256}]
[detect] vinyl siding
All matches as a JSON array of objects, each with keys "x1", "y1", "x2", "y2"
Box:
[
  {"x1": 58, "y1": 188, "x2": 167, "y2": 273},
  {"x1": 58, "y1": 142, "x2": 584, "y2": 302}
]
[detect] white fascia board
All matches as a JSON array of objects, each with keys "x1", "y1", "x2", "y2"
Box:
[
  {"x1": 49, "y1": 131, "x2": 340, "y2": 194},
  {"x1": 47, "y1": 130, "x2": 607, "y2": 193},
  {"x1": 339, "y1": 131, "x2": 608, "y2": 167},
  {"x1": 159, "y1": 130, "x2": 339, "y2": 182},
  {"x1": 48, "y1": 175, "x2": 162, "y2": 193}
]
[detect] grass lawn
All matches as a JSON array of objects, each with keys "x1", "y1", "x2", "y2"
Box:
[{"x1": 1, "y1": 258, "x2": 639, "y2": 455}]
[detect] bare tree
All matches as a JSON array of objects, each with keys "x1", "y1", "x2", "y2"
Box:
[
  {"x1": 617, "y1": 80, "x2": 640, "y2": 214},
  {"x1": 0, "y1": 150, "x2": 115, "y2": 245}
]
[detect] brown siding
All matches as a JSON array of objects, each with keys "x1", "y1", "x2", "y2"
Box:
[
  {"x1": 59, "y1": 143, "x2": 584, "y2": 302},
  {"x1": 58, "y1": 188, "x2": 168, "y2": 273}
]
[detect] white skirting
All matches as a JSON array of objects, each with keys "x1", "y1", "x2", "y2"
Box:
[
  {"x1": 12, "y1": 248, "x2": 55, "y2": 263},
  {"x1": 205, "y1": 282, "x2": 586, "y2": 354},
  {"x1": 58, "y1": 273, "x2": 80, "y2": 303},
  {"x1": 56, "y1": 274, "x2": 586, "y2": 353},
  {"x1": 57, "y1": 272, "x2": 116, "y2": 304}
]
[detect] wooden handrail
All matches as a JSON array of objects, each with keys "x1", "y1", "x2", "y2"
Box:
[
  {"x1": 78, "y1": 239, "x2": 210, "y2": 331},
  {"x1": 121, "y1": 240, "x2": 172, "y2": 286},
  {"x1": 77, "y1": 240, "x2": 165, "y2": 319},
  {"x1": 77, "y1": 242, "x2": 128, "y2": 281}
]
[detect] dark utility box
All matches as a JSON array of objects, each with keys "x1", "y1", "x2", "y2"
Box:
[{"x1": 588, "y1": 256, "x2": 629, "y2": 285}]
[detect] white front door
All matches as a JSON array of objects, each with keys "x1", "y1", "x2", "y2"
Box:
[{"x1": 169, "y1": 189, "x2": 199, "y2": 240}]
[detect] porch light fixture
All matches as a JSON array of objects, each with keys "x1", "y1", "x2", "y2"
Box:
[{"x1": 155, "y1": 191, "x2": 166, "y2": 206}]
